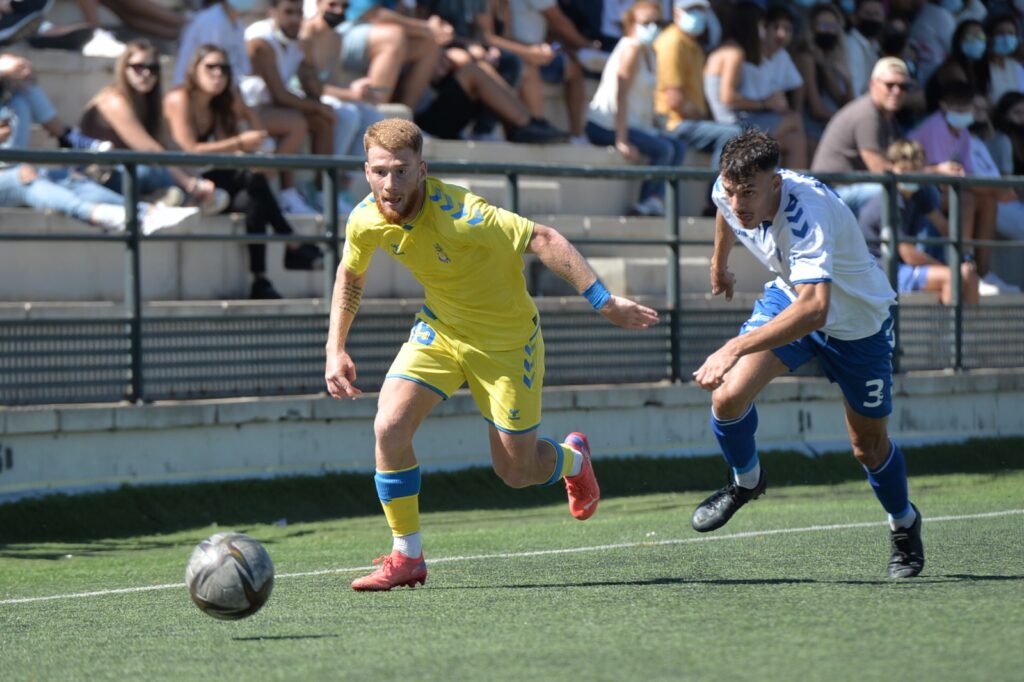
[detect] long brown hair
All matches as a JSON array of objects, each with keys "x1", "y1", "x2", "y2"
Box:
[
  {"x1": 108, "y1": 39, "x2": 163, "y2": 137},
  {"x1": 184, "y1": 44, "x2": 238, "y2": 138}
]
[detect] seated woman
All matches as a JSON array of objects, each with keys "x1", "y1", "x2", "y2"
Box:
[
  {"x1": 703, "y1": 1, "x2": 806, "y2": 168},
  {"x1": 792, "y1": 3, "x2": 853, "y2": 156},
  {"x1": 585, "y1": 0, "x2": 686, "y2": 217},
  {"x1": 164, "y1": 44, "x2": 323, "y2": 300},
  {"x1": 79, "y1": 39, "x2": 227, "y2": 214}
]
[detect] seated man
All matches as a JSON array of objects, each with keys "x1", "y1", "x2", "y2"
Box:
[
  {"x1": 858, "y1": 140, "x2": 979, "y2": 305},
  {"x1": 340, "y1": 0, "x2": 453, "y2": 109},
  {"x1": 243, "y1": 0, "x2": 339, "y2": 214},
  {"x1": 496, "y1": 0, "x2": 599, "y2": 142}
]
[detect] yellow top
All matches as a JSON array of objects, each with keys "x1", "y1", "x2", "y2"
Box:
[
  {"x1": 654, "y1": 24, "x2": 708, "y2": 131},
  {"x1": 343, "y1": 177, "x2": 539, "y2": 350}
]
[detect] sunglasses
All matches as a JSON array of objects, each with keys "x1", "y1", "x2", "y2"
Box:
[
  {"x1": 127, "y1": 62, "x2": 159, "y2": 75},
  {"x1": 202, "y1": 62, "x2": 232, "y2": 75},
  {"x1": 879, "y1": 80, "x2": 909, "y2": 92}
]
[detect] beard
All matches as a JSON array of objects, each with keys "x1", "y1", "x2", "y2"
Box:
[{"x1": 374, "y1": 182, "x2": 424, "y2": 225}]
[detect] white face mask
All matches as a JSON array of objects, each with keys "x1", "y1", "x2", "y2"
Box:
[
  {"x1": 635, "y1": 22, "x2": 660, "y2": 45},
  {"x1": 676, "y1": 9, "x2": 707, "y2": 36},
  {"x1": 945, "y1": 109, "x2": 975, "y2": 130}
]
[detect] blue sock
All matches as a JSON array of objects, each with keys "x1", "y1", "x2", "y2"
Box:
[
  {"x1": 864, "y1": 442, "x2": 911, "y2": 519},
  {"x1": 711, "y1": 405, "x2": 760, "y2": 485}
]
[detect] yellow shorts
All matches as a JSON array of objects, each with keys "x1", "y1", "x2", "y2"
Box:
[{"x1": 386, "y1": 312, "x2": 545, "y2": 433}]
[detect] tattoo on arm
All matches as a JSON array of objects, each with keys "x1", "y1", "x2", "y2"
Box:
[{"x1": 341, "y1": 282, "x2": 363, "y2": 315}]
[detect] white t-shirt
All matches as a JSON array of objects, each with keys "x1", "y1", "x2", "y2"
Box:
[
  {"x1": 711, "y1": 169, "x2": 897, "y2": 340},
  {"x1": 173, "y1": 4, "x2": 252, "y2": 86},
  {"x1": 739, "y1": 49, "x2": 803, "y2": 101},
  {"x1": 508, "y1": 0, "x2": 556, "y2": 44},
  {"x1": 239, "y1": 18, "x2": 306, "y2": 107},
  {"x1": 587, "y1": 36, "x2": 657, "y2": 134}
]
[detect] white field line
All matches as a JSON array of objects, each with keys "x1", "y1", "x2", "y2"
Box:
[{"x1": 1, "y1": 508, "x2": 1021, "y2": 607}]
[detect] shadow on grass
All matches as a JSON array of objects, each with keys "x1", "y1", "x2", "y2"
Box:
[
  {"x1": 433, "y1": 574, "x2": 1024, "y2": 590},
  {"x1": 0, "y1": 437, "x2": 1021, "y2": 545},
  {"x1": 232, "y1": 634, "x2": 342, "y2": 642}
]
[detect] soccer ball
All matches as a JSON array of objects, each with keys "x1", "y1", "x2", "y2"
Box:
[{"x1": 185, "y1": 532, "x2": 274, "y2": 620}]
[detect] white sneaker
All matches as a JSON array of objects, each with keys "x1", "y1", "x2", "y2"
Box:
[
  {"x1": 279, "y1": 187, "x2": 318, "y2": 215},
  {"x1": 631, "y1": 196, "x2": 665, "y2": 217},
  {"x1": 200, "y1": 187, "x2": 231, "y2": 215},
  {"x1": 82, "y1": 28, "x2": 126, "y2": 58},
  {"x1": 981, "y1": 271, "x2": 1021, "y2": 294},
  {"x1": 90, "y1": 203, "x2": 126, "y2": 231},
  {"x1": 576, "y1": 47, "x2": 610, "y2": 73},
  {"x1": 569, "y1": 135, "x2": 591, "y2": 146},
  {"x1": 142, "y1": 205, "x2": 199, "y2": 235}
]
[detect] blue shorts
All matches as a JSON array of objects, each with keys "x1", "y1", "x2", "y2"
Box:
[
  {"x1": 897, "y1": 263, "x2": 929, "y2": 292},
  {"x1": 339, "y1": 21, "x2": 373, "y2": 73},
  {"x1": 540, "y1": 52, "x2": 568, "y2": 83},
  {"x1": 740, "y1": 285, "x2": 895, "y2": 418}
]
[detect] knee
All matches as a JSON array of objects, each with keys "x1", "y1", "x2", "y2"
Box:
[
  {"x1": 370, "y1": 24, "x2": 405, "y2": 55},
  {"x1": 374, "y1": 409, "x2": 413, "y2": 452},
  {"x1": 850, "y1": 432, "x2": 889, "y2": 469},
  {"x1": 712, "y1": 384, "x2": 751, "y2": 420}
]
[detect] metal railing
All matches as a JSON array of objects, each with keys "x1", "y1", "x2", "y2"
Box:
[{"x1": 0, "y1": 147, "x2": 1022, "y2": 405}]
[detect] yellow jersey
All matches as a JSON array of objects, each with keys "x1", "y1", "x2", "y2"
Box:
[{"x1": 343, "y1": 177, "x2": 539, "y2": 350}]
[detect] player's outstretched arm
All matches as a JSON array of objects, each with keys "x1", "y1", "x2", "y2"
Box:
[
  {"x1": 325, "y1": 265, "x2": 367, "y2": 399},
  {"x1": 711, "y1": 210, "x2": 737, "y2": 301},
  {"x1": 527, "y1": 223, "x2": 659, "y2": 329}
]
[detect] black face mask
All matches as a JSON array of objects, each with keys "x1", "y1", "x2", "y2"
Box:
[
  {"x1": 323, "y1": 11, "x2": 345, "y2": 28},
  {"x1": 814, "y1": 32, "x2": 840, "y2": 51},
  {"x1": 858, "y1": 19, "x2": 883, "y2": 39}
]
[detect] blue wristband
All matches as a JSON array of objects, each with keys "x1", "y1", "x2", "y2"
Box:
[{"x1": 582, "y1": 279, "x2": 612, "y2": 311}]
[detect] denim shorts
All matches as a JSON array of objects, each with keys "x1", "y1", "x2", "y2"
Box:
[
  {"x1": 897, "y1": 263, "x2": 929, "y2": 293},
  {"x1": 740, "y1": 284, "x2": 896, "y2": 418},
  {"x1": 339, "y1": 21, "x2": 373, "y2": 73}
]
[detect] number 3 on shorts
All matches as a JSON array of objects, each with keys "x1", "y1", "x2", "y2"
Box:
[{"x1": 863, "y1": 378, "x2": 885, "y2": 408}]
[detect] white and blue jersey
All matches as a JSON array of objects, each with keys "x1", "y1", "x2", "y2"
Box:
[{"x1": 711, "y1": 169, "x2": 897, "y2": 341}]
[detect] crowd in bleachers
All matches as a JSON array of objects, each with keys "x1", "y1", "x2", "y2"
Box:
[{"x1": 0, "y1": 0, "x2": 1023, "y2": 298}]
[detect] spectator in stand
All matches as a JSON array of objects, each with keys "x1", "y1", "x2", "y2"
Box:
[
  {"x1": 79, "y1": 39, "x2": 228, "y2": 214},
  {"x1": 924, "y1": 18, "x2": 989, "y2": 112},
  {"x1": 793, "y1": 2, "x2": 853, "y2": 156},
  {"x1": 587, "y1": 0, "x2": 686, "y2": 216},
  {"x1": 858, "y1": 139, "x2": 980, "y2": 305},
  {"x1": 986, "y1": 12, "x2": 1024, "y2": 104},
  {"x1": 0, "y1": 137, "x2": 198, "y2": 232},
  {"x1": 0, "y1": 52, "x2": 111, "y2": 152},
  {"x1": 0, "y1": 0, "x2": 52, "y2": 47},
  {"x1": 164, "y1": 44, "x2": 324, "y2": 300},
  {"x1": 846, "y1": 0, "x2": 884, "y2": 96},
  {"x1": 242, "y1": 0, "x2": 341, "y2": 215},
  {"x1": 811, "y1": 57, "x2": 952, "y2": 214},
  {"x1": 991, "y1": 90, "x2": 1024, "y2": 251},
  {"x1": 910, "y1": 0, "x2": 964, "y2": 85},
  {"x1": 703, "y1": 0, "x2": 806, "y2": 168},
  {"x1": 340, "y1": 0, "x2": 452, "y2": 110},
  {"x1": 601, "y1": 0, "x2": 722, "y2": 52},
  {"x1": 654, "y1": 0, "x2": 739, "y2": 168},
  {"x1": 413, "y1": 40, "x2": 569, "y2": 142},
  {"x1": 174, "y1": 1, "x2": 253, "y2": 86},
  {"x1": 500, "y1": 0, "x2": 599, "y2": 142},
  {"x1": 907, "y1": 79, "x2": 1012, "y2": 294}
]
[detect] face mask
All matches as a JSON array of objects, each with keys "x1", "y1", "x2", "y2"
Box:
[
  {"x1": 676, "y1": 9, "x2": 706, "y2": 36},
  {"x1": 994, "y1": 35, "x2": 1019, "y2": 57},
  {"x1": 899, "y1": 182, "x2": 920, "y2": 193},
  {"x1": 814, "y1": 32, "x2": 840, "y2": 51},
  {"x1": 839, "y1": 0, "x2": 855, "y2": 14},
  {"x1": 323, "y1": 10, "x2": 345, "y2": 28},
  {"x1": 635, "y1": 22, "x2": 659, "y2": 46},
  {"x1": 940, "y1": 0, "x2": 964, "y2": 14},
  {"x1": 226, "y1": 0, "x2": 258, "y2": 11},
  {"x1": 945, "y1": 110, "x2": 975, "y2": 129},
  {"x1": 858, "y1": 19, "x2": 883, "y2": 40},
  {"x1": 960, "y1": 38, "x2": 986, "y2": 60}
]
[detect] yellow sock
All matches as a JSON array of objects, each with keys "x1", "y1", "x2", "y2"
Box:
[
  {"x1": 539, "y1": 438, "x2": 578, "y2": 486},
  {"x1": 375, "y1": 465, "x2": 421, "y2": 536}
]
